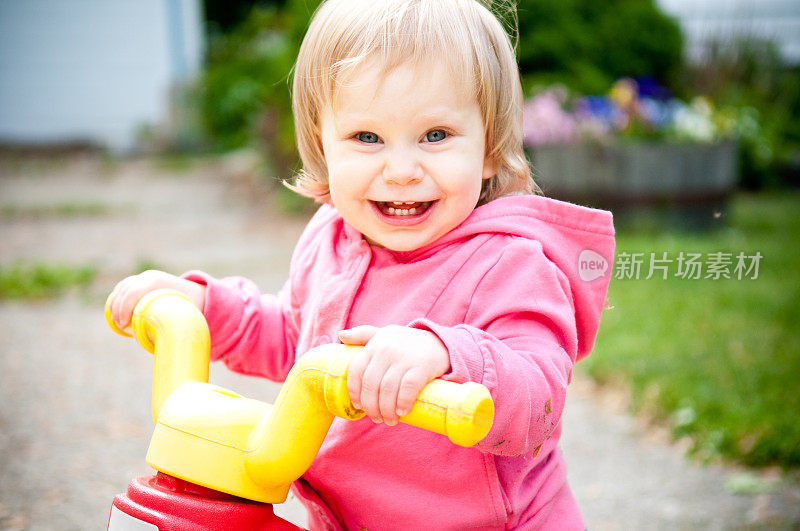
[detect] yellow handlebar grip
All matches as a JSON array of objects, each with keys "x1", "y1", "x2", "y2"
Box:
[
  {"x1": 321, "y1": 345, "x2": 494, "y2": 446},
  {"x1": 400, "y1": 379, "x2": 494, "y2": 447},
  {"x1": 104, "y1": 293, "x2": 133, "y2": 337},
  {"x1": 105, "y1": 289, "x2": 210, "y2": 422}
]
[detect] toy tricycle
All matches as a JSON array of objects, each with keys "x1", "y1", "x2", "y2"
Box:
[{"x1": 104, "y1": 289, "x2": 495, "y2": 530}]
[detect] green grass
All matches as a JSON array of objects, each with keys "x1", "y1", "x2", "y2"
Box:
[
  {"x1": 1, "y1": 201, "x2": 112, "y2": 220},
  {"x1": 582, "y1": 192, "x2": 800, "y2": 468},
  {"x1": 0, "y1": 262, "x2": 96, "y2": 299}
]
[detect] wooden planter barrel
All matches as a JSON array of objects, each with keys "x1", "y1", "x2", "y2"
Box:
[{"x1": 530, "y1": 141, "x2": 738, "y2": 229}]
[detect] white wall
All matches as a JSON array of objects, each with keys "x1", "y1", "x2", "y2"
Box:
[
  {"x1": 0, "y1": 0, "x2": 204, "y2": 152},
  {"x1": 657, "y1": 0, "x2": 800, "y2": 64}
]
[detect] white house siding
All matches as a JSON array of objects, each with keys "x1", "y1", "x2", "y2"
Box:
[
  {"x1": 657, "y1": 0, "x2": 800, "y2": 65},
  {"x1": 0, "y1": 0, "x2": 204, "y2": 152}
]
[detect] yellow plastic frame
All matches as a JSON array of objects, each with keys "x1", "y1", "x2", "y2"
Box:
[{"x1": 105, "y1": 289, "x2": 494, "y2": 503}]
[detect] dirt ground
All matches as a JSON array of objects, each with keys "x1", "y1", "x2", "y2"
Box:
[{"x1": 1, "y1": 154, "x2": 798, "y2": 530}]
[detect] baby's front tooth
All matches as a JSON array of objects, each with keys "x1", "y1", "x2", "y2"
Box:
[
  {"x1": 409, "y1": 208, "x2": 416, "y2": 215},
  {"x1": 388, "y1": 207, "x2": 396, "y2": 215},
  {"x1": 401, "y1": 209, "x2": 409, "y2": 215}
]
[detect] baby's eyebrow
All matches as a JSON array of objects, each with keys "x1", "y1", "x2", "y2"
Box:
[
  {"x1": 331, "y1": 114, "x2": 381, "y2": 135},
  {"x1": 330, "y1": 101, "x2": 474, "y2": 136},
  {"x1": 418, "y1": 116, "x2": 464, "y2": 129}
]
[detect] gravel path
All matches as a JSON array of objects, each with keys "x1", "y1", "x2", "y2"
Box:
[{"x1": 1, "y1": 154, "x2": 797, "y2": 530}]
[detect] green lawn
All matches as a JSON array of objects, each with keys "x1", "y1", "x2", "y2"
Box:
[{"x1": 582, "y1": 192, "x2": 800, "y2": 468}]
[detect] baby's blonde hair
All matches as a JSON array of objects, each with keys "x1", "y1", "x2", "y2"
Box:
[{"x1": 289, "y1": 0, "x2": 536, "y2": 205}]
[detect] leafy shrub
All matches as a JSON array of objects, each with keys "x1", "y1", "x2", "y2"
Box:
[
  {"x1": 197, "y1": 4, "x2": 313, "y2": 178},
  {"x1": 677, "y1": 38, "x2": 800, "y2": 189},
  {"x1": 516, "y1": 0, "x2": 684, "y2": 94}
]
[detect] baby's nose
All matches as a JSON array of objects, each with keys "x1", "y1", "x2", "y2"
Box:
[{"x1": 382, "y1": 148, "x2": 423, "y2": 185}]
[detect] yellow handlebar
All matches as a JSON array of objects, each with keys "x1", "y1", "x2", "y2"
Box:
[
  {"x1": 105, "y1": 289, "x2": 494, "y2": 503},
  {"x1": 106, "y1": 290, "x2": 210, "y2": 423}
]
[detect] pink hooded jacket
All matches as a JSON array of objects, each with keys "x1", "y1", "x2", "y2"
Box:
[{"x1": 183, "y1": 194, "x2": 615, "y2": 530}]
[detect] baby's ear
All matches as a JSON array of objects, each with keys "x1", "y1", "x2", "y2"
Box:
[{"x1": 482, "y1": 156, "x2": 498, "y2": 180}]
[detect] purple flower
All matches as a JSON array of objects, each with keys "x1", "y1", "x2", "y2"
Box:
[
  {"x1": 574, "y1": 96, "x2": 627, "y2": 132},
  {"x1": 635, "y1": 76, "x2": 671, "y2": 101},
  {"x1": 522, "y1": 79, "x2": 734, "y2": 146},
  {"x1": 522, "y1": 90, "x2": 577, "y2": 146}
]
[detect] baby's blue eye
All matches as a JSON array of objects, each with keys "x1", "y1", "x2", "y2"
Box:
[
  {"x1": 425, "y1": 129, "x2": 447, "y2": 142},
  {"x1": 357, "y1": 132, "x2": 379, "y2": 143}
]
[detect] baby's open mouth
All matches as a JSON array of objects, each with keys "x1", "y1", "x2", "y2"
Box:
[{"x1": 374, "y1": 201, "x2": 435, "y2": 216}]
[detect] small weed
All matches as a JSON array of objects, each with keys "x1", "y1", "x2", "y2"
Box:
[
  {"x1": 1, "y1": 202, "x2": 112, "y2": 220},
  {"x1": 724, "y1": 472, "x2": 775, "y2": 495},
  {"x1": 0, "y1": 262, "x2": 96, "y2": 299}
]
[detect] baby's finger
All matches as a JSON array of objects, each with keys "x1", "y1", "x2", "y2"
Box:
[
  {"x1": 108, "y1": 278, "x2": 134, "y2": 328},
  {"x1": 359, "y1": 354, "x2": 391, "y2": 423},
  {"x1": 346, "y1": 345, "x2": 372, "y2": 410},
  {"x1": 396, "y1": 369, "x2": 427, "y2": 418},
  {"x1": 113, "y1": 286, "x2": 138, "y2": 330},
  {"x1": 114, "y1": 281, "x2": 150, "y2": 329},
  {"x1": 338, "y1": 325, "x2": 379, "y2": 346},
  {"x1": 377, "y1": 368, "x2": 404, "y2": 426}
]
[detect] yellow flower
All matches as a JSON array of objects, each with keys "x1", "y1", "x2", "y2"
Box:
[{"x1": 610, "y1": 78, "x2": 637, "y2": 108}]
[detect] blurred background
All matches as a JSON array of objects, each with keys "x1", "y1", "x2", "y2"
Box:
[{"x1": 1, "y1": 0, "x2": 799, "y2": 529}]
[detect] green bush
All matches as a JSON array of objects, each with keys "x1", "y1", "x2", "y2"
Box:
[
  {"x1": 198, "y1": 4, "x2": 312, "y2": 177},
  {"x1": 516, "y1": 0, "x2": 684, "y2": 94},
  {"x1": 677, "y1": 38, "x2": 800, "y2": 189}
]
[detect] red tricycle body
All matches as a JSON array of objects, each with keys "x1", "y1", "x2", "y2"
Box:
[{"x1": 108, "y1": 473, "x2": 301, "y2": 530}]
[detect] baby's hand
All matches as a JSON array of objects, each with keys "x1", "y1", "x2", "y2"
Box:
[
  {"x1": 107, "y1": 270, "x2": 206, "y2": 331},
  {"x1": 339, "y1": 325, "x2": 450, "y2": 426}
]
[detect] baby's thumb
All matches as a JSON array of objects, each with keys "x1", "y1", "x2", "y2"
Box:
[{"x1": 338, "y1": 325, "x2": 379, "y2": 346}]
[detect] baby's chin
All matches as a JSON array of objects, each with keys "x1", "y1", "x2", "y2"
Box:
[{"x1": 362, "y1": 229, "x2": 445, "y2": 253}]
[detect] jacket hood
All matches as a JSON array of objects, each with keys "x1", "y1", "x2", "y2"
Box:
[{"x1": 440, "y1": 195, "x2": 615, "y2": 361}]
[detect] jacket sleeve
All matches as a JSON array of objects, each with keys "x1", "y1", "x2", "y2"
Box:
[
  {"x1": 182, "y1": 271, "x2": 300, "y2": 381},
  {"x1": 408, "y1": 240, "x2": 579, "y2": 457}
]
